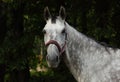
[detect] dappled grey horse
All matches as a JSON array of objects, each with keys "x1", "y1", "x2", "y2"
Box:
[{"x1": 43, "y1": 6, "x2": 120, "y2": 82}]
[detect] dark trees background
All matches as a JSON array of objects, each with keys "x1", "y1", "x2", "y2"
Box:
[{"x1": 0, "y1": 0, "x2": 120, "y2": 82}]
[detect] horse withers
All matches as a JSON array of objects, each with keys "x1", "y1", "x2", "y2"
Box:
[{"x1": 43, "y1": 6, "x2": 120, "y2": 82}]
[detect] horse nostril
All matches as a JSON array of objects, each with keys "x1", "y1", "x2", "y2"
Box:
[
  {"x1": 56, "y1": 56, "x2": 59, "y2": 62},
  {"x1": 46, "y1": 55, "x2": 59, "y2": 62}
]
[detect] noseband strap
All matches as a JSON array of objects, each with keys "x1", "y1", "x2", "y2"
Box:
[{"x1": 45, "y1": 40, "x2": 66, "y2": 55}]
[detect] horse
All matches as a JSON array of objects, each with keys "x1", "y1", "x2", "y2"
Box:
[{"x1": 43, "y1": 6, "x2": 120, "y2": 82}]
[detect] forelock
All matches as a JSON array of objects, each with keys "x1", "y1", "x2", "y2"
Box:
[
  {"x1": 50, "y1": 16, "x2": 64, "y2": 24},
  {"x1": 51, "y1": 16, "x2": 57, "y2": 23}
]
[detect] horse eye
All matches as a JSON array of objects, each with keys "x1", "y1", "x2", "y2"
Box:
[
  {"x1": 42, "y1": 29, "x2": 46, "y2": 34},
  {"x1": 61, "y1": 29, "x2": 66, "y2": 34}
]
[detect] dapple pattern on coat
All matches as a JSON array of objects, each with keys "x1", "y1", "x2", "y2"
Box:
[{"x1": 43, "y1": 6, "x2": 120, "y2": 82}]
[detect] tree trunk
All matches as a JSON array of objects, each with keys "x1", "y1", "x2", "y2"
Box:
[
  {"x1": 0, "y1": 1, "x2": 7, "y2": 82},
  {"x1": 9, "y1": 1, "x2": 30, "y2": 82},
  {"x1": 0, "y1": 64, "x2": 6, "y2": 82}
]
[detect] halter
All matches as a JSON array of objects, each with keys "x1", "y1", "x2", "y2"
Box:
[
  {"x1": 45, "y1": 40, "x2": 66, "y2": 55},
  {"x1": 45, "y1": 32, "x2": 67, "y2": 55}
]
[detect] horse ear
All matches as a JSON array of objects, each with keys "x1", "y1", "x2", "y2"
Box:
[
  {"x1": 59, "y1": 6, "x2": 66, "y2": 20},
  {"x1": 44, "y1": 7, "x2": 51, "y2": 21}
]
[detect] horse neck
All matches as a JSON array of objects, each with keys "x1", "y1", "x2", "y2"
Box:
[
  {"x1": 64, "y1": 22, "x2": 120, "y2": 82},
  {"x1": 64, "y1": 22, "x2": 105, "y2": 80}
]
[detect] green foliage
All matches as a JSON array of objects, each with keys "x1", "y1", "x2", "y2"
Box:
[{"x1": 30, "y1": 65, "x2": 76, "y2": 82}]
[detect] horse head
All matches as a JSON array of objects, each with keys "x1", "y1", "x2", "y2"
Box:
[{"x1": 43, "y1": 6, "x2": 67, "y2": 68}]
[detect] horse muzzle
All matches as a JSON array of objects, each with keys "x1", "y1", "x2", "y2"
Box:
[{"x1": 46, "y1": 44, "x2": 60, "y2": 68}]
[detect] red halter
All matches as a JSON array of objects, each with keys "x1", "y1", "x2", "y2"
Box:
[{"x1": 45, "y1": 40, "x2": 66, "y2": 55}]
